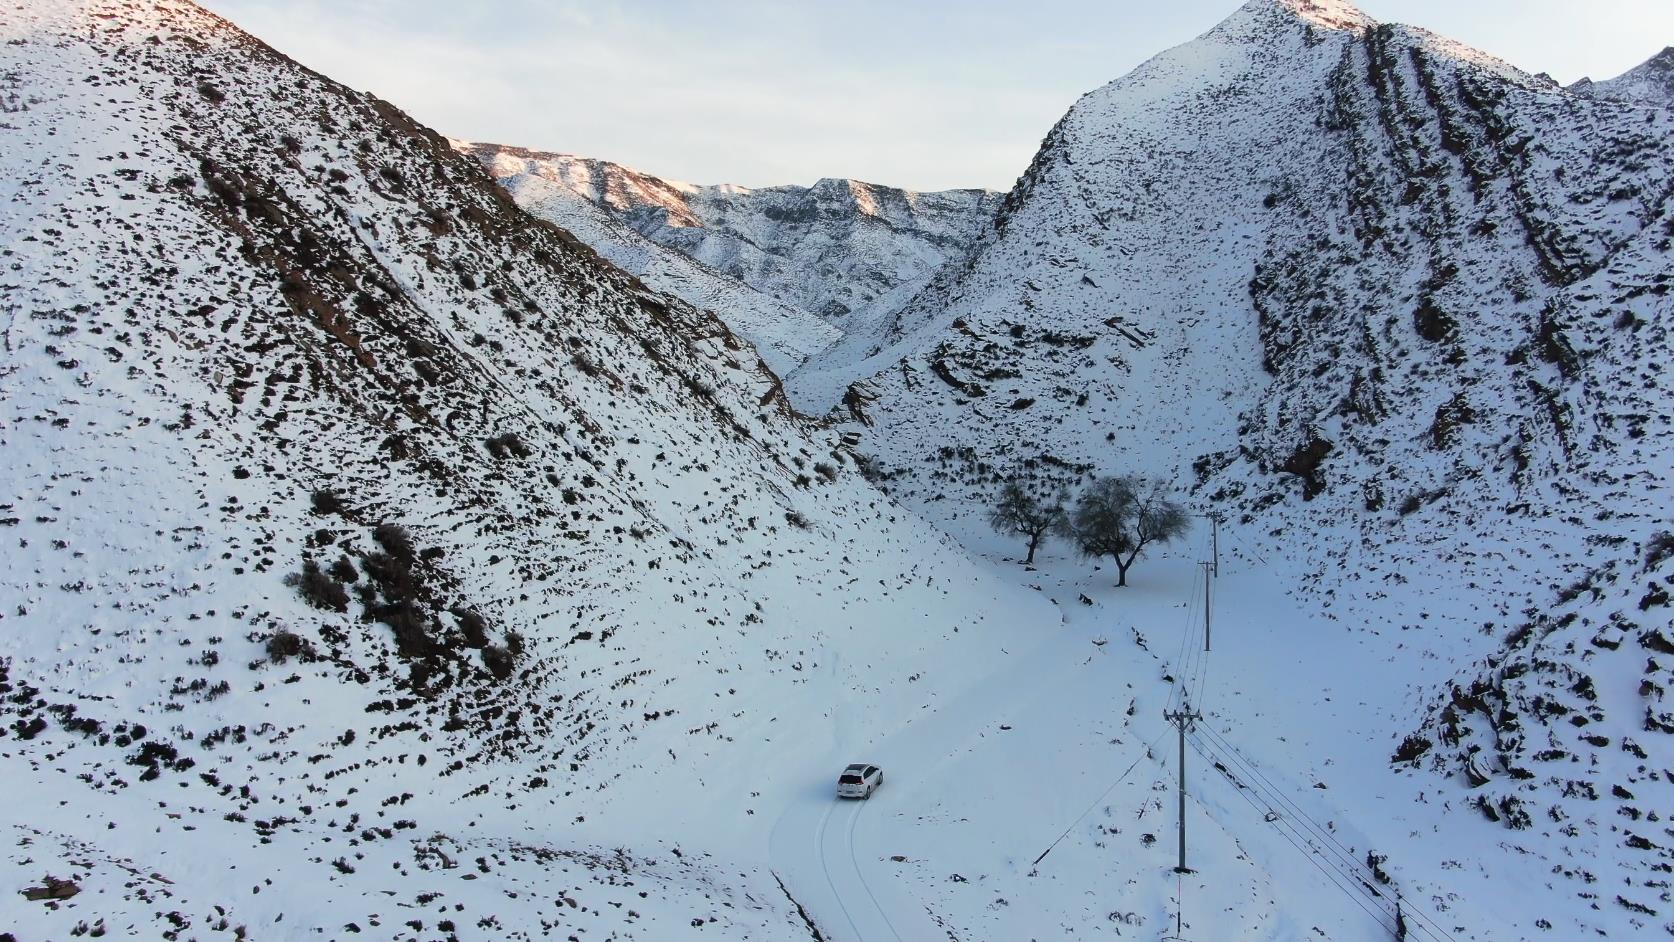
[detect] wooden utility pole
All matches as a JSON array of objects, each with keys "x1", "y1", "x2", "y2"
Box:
[
  {"x1": 1200, "y1": 561, "x2": 1213, "y2": 652},
  {"x1": 1164, "y1": 707, "x2": 1202, "y2": 873}
]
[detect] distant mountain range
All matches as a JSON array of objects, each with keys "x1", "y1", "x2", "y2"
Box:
[{"x1": 463, "y1": 144, "x2": 1000, "y2": 393}]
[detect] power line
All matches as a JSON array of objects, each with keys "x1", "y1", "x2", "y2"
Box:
[
  {"x1": 1188, "y1": 731, "x2": 1458, "y2": 942},
  {"x1": 1193, "y1": 724, "x2": 1462, "y2": 942},
  {"x1": 1186, "y1": 733, "x2": 1408, "y2": 939},
  {"x1": 1168, "y1": 563, "x2": 1203, "y2": 713},
  {"x1": 1222, "y1": 524, "x2": 1271, "y2": 569}
]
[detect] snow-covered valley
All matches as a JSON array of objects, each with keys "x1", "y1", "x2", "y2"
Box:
[{"x1": 4, "y1": 0, "x2": 1672, "y2": 940}]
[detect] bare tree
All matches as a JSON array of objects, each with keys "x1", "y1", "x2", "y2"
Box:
[
  {"x1": 1058, "y1": 476, "x2": 1190, "y2": 587},
  {"x1": 987, "y1": 478, "x2": 1066, "y2": 565}
]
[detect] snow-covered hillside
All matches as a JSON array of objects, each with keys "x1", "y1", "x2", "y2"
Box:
[
  {"x1": 0, "y1": 2, "x2": 1053, "y2": 939},
  {"x1": 832, "y1": 0, "x2": 1674, "y2": 936},
  {"x1": 463, "y1": 145, "x2": 1001, "y2": 335},
  {"x1": 1571, "y1": 46, "x2": 1674, "y2": 105}
]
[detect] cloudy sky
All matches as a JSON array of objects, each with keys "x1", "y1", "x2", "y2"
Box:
[{"x1": 198, "y1": 0, "x2": 1673, "y2": 191}]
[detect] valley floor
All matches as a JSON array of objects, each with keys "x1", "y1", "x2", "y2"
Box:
[{"x1": 764, "y1": 520, "x2": 1526, "y2": 942}]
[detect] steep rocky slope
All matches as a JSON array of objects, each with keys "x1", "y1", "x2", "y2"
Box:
[
  {"x1": 464, "y1": 145, "x2": 1001, "y2": 332},
  {"x1": 838, "y1": 0, "x2": 1674, "y2": 935},
  {"x1": 1571, "y1": 46, "x2": 1674, "y2": 104},
  {"x1": 0, "y1": 2, "x2": 1050, "y2": 939}
]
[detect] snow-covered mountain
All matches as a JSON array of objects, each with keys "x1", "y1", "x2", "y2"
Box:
[
  {"x1": 1571, "y1": 46, "x2": 1674, "y2": 104},
  {"x1": 831, "y1": 0, "x2": 1674, "y2": 935},
  {"x1": 463, "y1": 145, "x2": 1001, "y2": 333},
  {"x1": 8, "y1": 0, "x2": 1673, "y2": 939},
  {"x1": 0, "y1": 2, "x2": 1051, "y2": 938},
  {"x1": 454, "y1": 143, "x2": 842, "y2": 377}
]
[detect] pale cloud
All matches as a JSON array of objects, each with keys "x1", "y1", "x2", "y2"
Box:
[{"x1": 197, "y1": 0, "x2": 1674, "y2": 191}]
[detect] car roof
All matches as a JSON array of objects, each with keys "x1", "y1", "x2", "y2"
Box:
[{"x1": 844, "y1": 763, "x2": 872, "y2": 772}]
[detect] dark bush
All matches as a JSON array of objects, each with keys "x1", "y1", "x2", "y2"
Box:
[
  {"x1": 266, "y1": 629, "x2": 311, "y2": 664},
  {"x1": 1645, "y1": 531, "x2": 1674, "y2": 572},
  {"x1": 380, "y1": 600, "x2": 436, "y2": 657},
  {"x1": 485, "y1": 432, "x2": 531, "y2": 460},
  {"x1": 286, "y1": 558, "x2": 349, "y2": 612},
  {"x1": 482, "y1": 645, "x2": 514, "y2": 680},
  {"x1": 505, "y1": 630, "x2": 525, "y2": 657},
  {"x1": 374, "y1": 523, "x2": 416, "y2": 562},
  {"x1": 328, "y1": 555, "x2": 359, "y2": 583},
  {"x1": 362, "y1": 551, "x2": 416, "y2": 602},
  {"x1": 311, "y1": 488, "x2": 347, "y2": 516},
  {"x1": 453, "y1": 609, "x2": 489, "y2": 648}
]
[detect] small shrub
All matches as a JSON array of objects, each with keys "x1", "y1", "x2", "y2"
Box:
[
  {"x1": 380, "y1": 600, "x2": 435, "y2": 657},
  {"x1": 373, "y1": 523, "x2": 416, "y2": 562},
  {"x1": 286, "y1": 558, "x2": 349, "y2": 612},
  {"x1": 1646, "y1": 531, "x2": 1674, "y2": 572},
  {"x1": 784, "y1": 511, "x2": 811, "y2": 529},
  {"x1": 485, "y1": 433, "x2": 531, "y2": 460},
  {"x1": 482, "y1": 645, "x2": 514, "y2": 680},
  {"x1": 453, "y1": 609, "x2": 489, "y2": 648},
  {"x1": 362, "y1": 551, "x2": 416, "y2": 601},
  {"x1": 813, "y1": 462, "x2": 838, "y2": 483},
  {"x1": 266, "y1": 629, "x2": 310, "y2": 664},
  {"x1": 328, "y1": 555, "x2": 359, "y2": 583},
  {"x1": 311, "y1": 488, "x2": 347, "y2": 516},
  {"x1": 505, "y1": 630, "x2": 525, "y2": 657}
]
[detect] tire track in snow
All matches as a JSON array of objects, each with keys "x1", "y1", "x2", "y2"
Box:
[
  {"x1": 815, "y1": 800, "x2": 866, "y2": 942},
  {"x1": 846, "y1": 797, "x2": 904, "y2": 942}
]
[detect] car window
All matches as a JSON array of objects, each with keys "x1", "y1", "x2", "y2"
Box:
[{"x1": 839, "y1": 774, "x2": 863, "y2": 784}]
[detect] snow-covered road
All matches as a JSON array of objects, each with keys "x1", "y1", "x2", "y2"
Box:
[{"x1": 767, "y1": 548, "x2": 1174, "y2": 941}]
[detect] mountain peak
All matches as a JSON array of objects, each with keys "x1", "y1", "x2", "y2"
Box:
[
  {"x1": 1570, "y1": 44, "x2": 1674, "y2": 103},
  {"x1": 1261, "y1": 0, "x2": 1375, "y2": 31}
]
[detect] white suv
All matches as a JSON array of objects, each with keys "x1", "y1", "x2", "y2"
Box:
[{"x1": 837, "y1": 763, "x2": 883, "y2": 799}]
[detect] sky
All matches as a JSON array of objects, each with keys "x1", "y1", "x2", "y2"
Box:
[{"x1": 198, "y1": 0, "x2": 1674, "y2": 192}]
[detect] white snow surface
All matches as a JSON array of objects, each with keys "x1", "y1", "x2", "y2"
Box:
[
  {"x1": 0, "y1": 1, "x2": 1046, "y2": 939},
  {"x1": 4, "y1": 1, "x2": 1674, "y2": 941}
]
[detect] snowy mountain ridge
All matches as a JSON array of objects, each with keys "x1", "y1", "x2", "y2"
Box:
[
  {"x1": 1571, "y1": 45, "x2": 1674, "y2": 104},
  {"x1": 454, "y1": 141, "x2": 843, "y2": 376},
  {"x1": 463, "y1": 144, "x2": 1002, "y2": 333}
]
